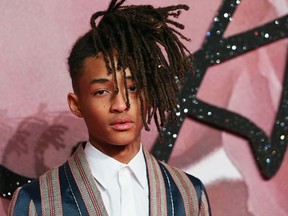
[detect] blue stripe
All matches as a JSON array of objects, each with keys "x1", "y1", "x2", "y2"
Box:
[
  {"x1": 187, "y1": 175, "x2": 212, "y2": 214},
  {"x1": 12, "y1": 189, "x2": 31, "y2": 215},
  {"x1": 60, "y1": 162, "x2": 89, "y2": 215},
  {"x1": 19, "y1": 179, "x2": 42, "y2": 215},
  {"x1": 159, "y1": 163, "x2": 186, "y2": 216},
  {"x1": 186, "y1": 174, "x2": 202, "y2": 208}
]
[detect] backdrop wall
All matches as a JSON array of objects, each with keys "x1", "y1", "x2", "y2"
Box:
[{"x1": 0, "y1": 0, "x2": 287, "y2": 215}]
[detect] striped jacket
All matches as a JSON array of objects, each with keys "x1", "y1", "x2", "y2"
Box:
[{"x1": 9, "y1": 144, "x2": 211, "y2": 216}]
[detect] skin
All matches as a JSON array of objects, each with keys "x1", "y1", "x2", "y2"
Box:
[{"x1": 68, "y1": 56, "x2": 144, "y2": 164}]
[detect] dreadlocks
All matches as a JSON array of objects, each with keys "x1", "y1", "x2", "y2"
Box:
[{"x1": 68, "y1": 0, "x2": 193, "y2": 134}]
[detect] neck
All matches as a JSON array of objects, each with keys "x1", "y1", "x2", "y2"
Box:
[{"x1": 89, "y1": 140, "x2": 141, "y2": 164}]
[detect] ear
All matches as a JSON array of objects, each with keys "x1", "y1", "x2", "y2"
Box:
[{"x1": 67, "y1": 93, "x2": 83, "y2": 118}]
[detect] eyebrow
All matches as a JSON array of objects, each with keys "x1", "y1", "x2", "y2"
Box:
[
  {"x1": 89, "y1": 76, "x2": 134, "y2": 85},
  {"x1": 89, "y1": 78, "x2": 109, "y2": 85},
  {"x1": 125, "y1": 75, "x2": 134, "y2": 81}
]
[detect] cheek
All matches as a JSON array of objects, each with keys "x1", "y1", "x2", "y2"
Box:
[
  {"x1": 82, "y1": 106, "x2": 105, "y2": 121},
  {"x1": 139, "y1": 100, "x2": 147, "y2": 118}
]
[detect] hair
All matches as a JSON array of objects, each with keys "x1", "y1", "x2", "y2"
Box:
[{"x1": 68, "y1": 0, "x2": 193, "y2": 134}]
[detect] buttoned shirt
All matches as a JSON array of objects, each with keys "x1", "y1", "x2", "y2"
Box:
[{"x1": 84, "y1": 142, "x2": 149, "y2": 216}]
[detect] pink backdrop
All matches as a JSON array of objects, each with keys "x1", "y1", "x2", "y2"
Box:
[{"x1": 1, "y1": 0, "x2": 287, "y2": 215}]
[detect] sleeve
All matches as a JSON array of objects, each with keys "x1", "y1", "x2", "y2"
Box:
[
  {"x1": 186, "y1": 173, "x2": 212, "y2": 216},
  {"x1": 8, "y1": 187, "x2": 37, "y2": 216},
  {"x1": 198, "y1": 181, "x2": 212, "y2": 216}
]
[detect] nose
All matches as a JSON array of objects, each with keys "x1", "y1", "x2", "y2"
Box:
[{"x1": 110, "y1": 90, "x2": 129, "y2": 113}]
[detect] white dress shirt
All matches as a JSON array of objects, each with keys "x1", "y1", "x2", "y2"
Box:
[{"x1": 84, "y1": 142, "x2": 149, "y2": 216}]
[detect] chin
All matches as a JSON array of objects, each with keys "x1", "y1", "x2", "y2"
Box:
[
  {"x1": 90, "y1": 129, "x2": 141, "y2": 146},
  {"x1": 111, "y1": 137, "x2": 138, "y2": 146}
]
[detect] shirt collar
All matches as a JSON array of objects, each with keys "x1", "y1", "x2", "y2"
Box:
[
  {"x1": 84, "y1": 142, "x2": 147, "y2": 191},
  {"x1": 127, "y1": 144, "x2": 148, "y2": 190}
]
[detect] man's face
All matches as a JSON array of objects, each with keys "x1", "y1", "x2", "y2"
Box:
[{"x1": 68, "y1": 56, "x2": 144, "y2": 151}]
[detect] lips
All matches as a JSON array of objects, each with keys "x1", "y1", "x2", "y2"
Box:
[{"x1": 110, "y1": 118, "x2": 134, "y2": 131}]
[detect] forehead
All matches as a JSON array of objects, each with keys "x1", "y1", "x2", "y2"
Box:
[{"x1": 82, "y1": 56, "x2": 132, "y2": 78}]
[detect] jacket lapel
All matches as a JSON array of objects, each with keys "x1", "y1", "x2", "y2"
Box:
[
  {"x1": 67, "y1": 144, "x2": 108, "y2": 216},
  {"x1": 143, "y1": 148, "x2": 168, "y2": 216}
]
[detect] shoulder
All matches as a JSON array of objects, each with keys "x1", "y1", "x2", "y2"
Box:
[
  {"x1": 9, "y1": 164, "x2": 65, "y2": 216},
  {"x1": 158, "y1": 161, "x2": 203, "y2": 187},
  {"x1": 8, "y1": 180, "x2": 40, "y2": 216},
  {"x1": 12, "y1": 164, "x2": 64, "y2": 202},
  {"x1": 13, "y1": 178, "x2": 40, "y2": 201},
  {"x1": 157, "y1": 162, "x2": 211, "y2": 215},
  {"x1": 157, "y1": 161, "x2": 206, "y2": 200}
]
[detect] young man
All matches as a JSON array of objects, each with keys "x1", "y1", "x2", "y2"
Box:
[{"x1": 9, "y1": 0, "x2": 211, "y2": 215}]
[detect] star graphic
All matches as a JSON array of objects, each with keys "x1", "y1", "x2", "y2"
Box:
[{"x1": 151, "y1": 0, "x2": 288, "y2": 179}]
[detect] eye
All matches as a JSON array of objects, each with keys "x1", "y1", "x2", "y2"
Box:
[
  {"x1": 93, "y1": 89, "x2": 109, "y2": 96},
  {"x1": 128, "y1": 85, "x2": 137, "y2": 92}
]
